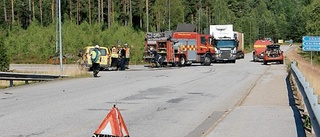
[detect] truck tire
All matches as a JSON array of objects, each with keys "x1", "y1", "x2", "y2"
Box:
[
  {"x1": 263, "y1": 61, "x2": 267, "y2": 65},
  {"x1": 179, "y1": 56, "x2": 186, "y2": 67},
  {"x1": 202, "y1": 55, "x2": 212, "y2": 66}
]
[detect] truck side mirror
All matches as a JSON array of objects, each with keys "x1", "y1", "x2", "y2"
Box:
[{"x1": 77, "y1": 50, "x2": 82, "y2": 57}]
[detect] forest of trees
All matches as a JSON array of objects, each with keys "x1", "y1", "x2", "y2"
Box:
[{"x1": 0, "y1": 0, "x2": 319, "y2": 66}]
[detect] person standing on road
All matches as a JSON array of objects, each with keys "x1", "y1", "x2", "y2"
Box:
[
  {"x1": 110, "y1": 45, "x2": 119, "y2": 70},
  {"x1": 124, "y1": 43, "x2": 130, "y2": 69},
  {"x1": 90, "y1": 45, "x2": 101, "y2": 77},
  {"x1": 119, "y1": 46, "x2": 126, "y2": 71}
]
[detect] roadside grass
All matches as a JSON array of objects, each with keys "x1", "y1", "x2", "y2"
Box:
[
  {"x1": 286, "y1": 46, "x2": 320, "y2": 95},
  {"x1": 0, "y1": 66, "x2": 91, "y2": 89}
]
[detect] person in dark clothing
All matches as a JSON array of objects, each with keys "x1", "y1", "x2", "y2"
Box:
[
  {"x1": 119, "y1": 46, "x2": 126, "y2": 70},
  {"x1": 149, "y1": 46, "x2": 159, "y2": 67}
]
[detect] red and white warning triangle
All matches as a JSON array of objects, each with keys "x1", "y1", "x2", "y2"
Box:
[{"x1": 93, "y1": 105, "x2": 129, "y2": 137}]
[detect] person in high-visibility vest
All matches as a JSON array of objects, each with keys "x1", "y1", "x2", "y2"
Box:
[
  {"x1": 124, "y1": 43, "x2": 130, "y2": 69},
  {"x1": 110, "y1": 45, "x2": 119, "y2": 70},
  {"x1": 90, "y1": 45, "x2": 101, "y2": 77}
]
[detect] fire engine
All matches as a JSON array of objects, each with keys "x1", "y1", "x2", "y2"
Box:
[{"x1": 144, "y1": 24, "x2": 214, "y2": 67}]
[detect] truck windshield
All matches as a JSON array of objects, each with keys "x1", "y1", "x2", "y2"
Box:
[{"x1": 215, "y1": 40, "x2": 236, "y2": 48}]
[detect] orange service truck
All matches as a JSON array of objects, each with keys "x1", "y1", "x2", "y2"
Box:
[
  {"x1": 252, "y1": 39, "x2": 273, "y2": 62},
  {"x1": 144, "y1": 24, "x2": 214, "y2": 67}
]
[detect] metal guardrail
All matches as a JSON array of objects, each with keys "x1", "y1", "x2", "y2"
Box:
[
  {"x1": 0, "y1": 72, "x2": 68, "y2": 87},
  {"x1": 291, "y1": 61, "x2": 320, "y2": 135}
]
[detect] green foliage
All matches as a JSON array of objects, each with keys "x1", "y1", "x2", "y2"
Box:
[
  {"x1": 305, "y1": 1, "x2": 320, "y2": 36},
  {"x1": 0, "y1": 37, "x2": 10, "y2": 71},
  {"x1": 3, "y1": 20, "x2": 145, "y2": 64},
  {"x1": 0, "y1": 0, "x2": 319, "y2": 64}
]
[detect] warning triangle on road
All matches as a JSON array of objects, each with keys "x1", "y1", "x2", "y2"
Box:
[{"x1": 93, "y1": 105, "x2": 129, "y2": 137}]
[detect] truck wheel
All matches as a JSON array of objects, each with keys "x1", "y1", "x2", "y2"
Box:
[
  {"x1": 263, "y1": 61, "x2": 267, "y2": 65},
  {"x1": 280, "y1": 61, "x2": 284, "y2": 64},
  {"x1": 179, "y1": 56, "x2": 186, "y2": 67},
  {"x1": 202, "y1": 56, "x2": 212, "y2": 66}
]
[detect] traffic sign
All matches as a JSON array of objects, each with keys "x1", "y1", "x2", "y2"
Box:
[{"x1": 302, "y1": 36, "x2": 320, "y2": 51}]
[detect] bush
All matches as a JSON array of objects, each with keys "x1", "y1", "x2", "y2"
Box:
[
  {"x1": 0, "y1": 37, "x2": 10, "y2": 71},
  {"x1": 3, "y1": 22, "x2": 146, "y2": 64}
]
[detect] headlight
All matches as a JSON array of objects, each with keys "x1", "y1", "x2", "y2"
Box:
[
  {"x1": 231, "y1": 48, "x2": 237, "y2": 54},
  {"x1": 215, "y1": 47, "x2": 220, "y2": 54}
]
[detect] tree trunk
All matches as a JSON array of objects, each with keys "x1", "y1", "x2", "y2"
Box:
[
  {"x1": 146, "y1": 0, "x2": 148, "y2": 32},
  {"x1": 129, "y1": 0, "x2": 132, "y2": 25},
  {"x1": 76, "y1": 0, "x2": 79, "y2": 25},
  {"x1": 206, "y1": 0, "x2": 208, "y2": 28},
  {"x1": 139, "y1": 0, "x2": 142, "y2": 29},
  {"x1": 39, "y1": 0, "x2": 43, "y2": 26},
  {"x1": 123, "y1": 0, "x2": 127, "y2": 26},
  {"x1": 156, "y1": 11, "x2": 160, "y2": 31},
  {"x1": 3, "y1": 0, "x2": 7, "y2": 22},
  {"x1": 51, "y1": 0, "x2": 54, "y2": 22},
  {"x1": 98, "y1": 0, "x2": 100, "y2": 23},
  {"x1": 11, "y1": 0, "x2": 14, "y2": 23},
  {"x1": 32, "y1": 0, "x2": 35, "y2": 19},
  {"x1": 107, "y1": 0, "x2": 110, "y2": 28},
  {"x1": 88, "y1": 0, "x2": 91, "y2": 25},
  {"x1": 139, "y1": 11, "x2": 142, "y2": 29},
  {"x1": 28, "y1": 0, "x2": 31, "y2": 22},
  {"x1": 112, "y1": 0, "x2": 114, "y2": 23},
  {"x1": 69, "y1": 0, "x2": 72, "y2": 21},
  {"x1": 101, "y1": 0, "x2": 104, "y2": 23}
]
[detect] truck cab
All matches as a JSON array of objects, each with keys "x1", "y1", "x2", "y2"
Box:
[
  {"x1": 210, "y1": 24, "x2": 239, "y2": 63},
  {"x1": 172, "y1": 32, "x2": 213, "y2": 66},
  {"x1": 212, "y1": 38, "x2": 238, "y2": 63}
]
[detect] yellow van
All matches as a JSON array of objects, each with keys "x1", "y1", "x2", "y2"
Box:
[{"x1": 78, "y1": 46, "x2": 111, "y2": 70}]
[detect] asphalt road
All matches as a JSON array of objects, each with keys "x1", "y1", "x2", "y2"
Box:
[{"x1": 0, "y1": 46, "x2": 291, "y2": 137}]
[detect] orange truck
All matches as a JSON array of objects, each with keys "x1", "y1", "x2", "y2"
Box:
[
  {"x1": 252, "y1": 39, "x2": 273, "y2": 62},
  {"x1": 144, "y1": 24, "x2": 214, "y2": 67}
]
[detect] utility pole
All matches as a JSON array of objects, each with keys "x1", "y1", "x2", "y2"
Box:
[{"x1": 58, "y1": 0, "x2": 63, "y2": 75}]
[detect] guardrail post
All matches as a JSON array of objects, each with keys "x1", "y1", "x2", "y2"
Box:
[
  {"x1": 9, "y1": 80, "x2": 13, "y2": 87},
  {"x1": 25, "y1": 80, "x2": 29, "y2": 85}
]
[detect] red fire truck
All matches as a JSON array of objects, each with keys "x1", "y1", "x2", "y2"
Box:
[{"x1": 144, "y1": 24, "x2": 214, "y2": 67}]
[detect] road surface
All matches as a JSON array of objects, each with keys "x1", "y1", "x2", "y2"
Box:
[{"x1": 0, "y1": 46, "x2": 298, "y2": 137}]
